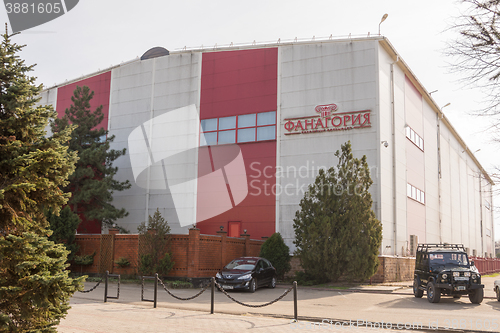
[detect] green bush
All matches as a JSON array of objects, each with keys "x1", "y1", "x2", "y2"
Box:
[
  {"x1": 260, "y1": 232, "x2": 291, "y2": 280},
  {"x1": 115, "y1": 257, "x2": 131, "y2": 268},
  {"x1": 139, "y1": 253, "x2": 174, "y2": 277}
]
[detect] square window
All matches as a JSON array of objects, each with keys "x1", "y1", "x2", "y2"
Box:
[
  {"x1": 410, "y1": 130, "x2": 415, "y2": 143},
  {"x1": 257, "y1": 125, "x2": 276, "y2": 141},
  {"x1": 218, "y1": 130, "x2": 236, "y2": 144},
  {"x1": 407, "y1": 183, "x2": 412, "y2": 196},
  {"x1": 238, "y1": 114, "x2": 256, "y2": 128},
  {"x1": 420, "y1": 192, "x2": 425, "y2": 204},
  {"x1": 237, "y1": 128, "x2": 256, "y2": 143},
  {"x1": 201, "y1": 118, "x2": 217, "y2": 132},
  {"x1": 412, "y1": 187, "x2": 417, "y2": 200},
  {"x1": 406, "y1": 126, "x2": 411, "y2": 138},
  {"x1": 200, "y1": 132, "x2": 217, "y2": 146},
  {"x1": 219, "y1": 116, "x2": 236, "y2": 130},
  {"x1": 257, "y1": 111, "x2": 276, "y2": 126}
]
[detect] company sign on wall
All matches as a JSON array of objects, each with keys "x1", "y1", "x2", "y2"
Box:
[{"x1": 283, "y1": 103, "x2": 371, "y2": 135}]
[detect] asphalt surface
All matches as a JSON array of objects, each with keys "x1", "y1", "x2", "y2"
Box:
[{"x1": 57, "y1": 276, "x2": 500, "y2": 333}]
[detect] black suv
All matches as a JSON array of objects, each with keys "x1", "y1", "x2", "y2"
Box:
[{"x1": 413, "y1": 244, "x2": 484, "y2": 304}]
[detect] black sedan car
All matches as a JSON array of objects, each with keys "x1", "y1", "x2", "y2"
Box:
[{"x1": 215, "y1": 257, "x2": 277, "y2": 292}]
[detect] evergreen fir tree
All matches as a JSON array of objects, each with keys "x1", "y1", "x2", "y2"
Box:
[
  {"x1": 51, "y1": 85, "x2": 131, "y2": 230},
  {"x1": 47, "y1": 206, "x2": 81, "y2": 261},
  {"x1": 0, "y1": 233, "x2": 83, "y2": 331},
  {"x1": 0, "y1": 26, "x2": 77, "y2": 235},
  {"x1": 0, "y1": 26, "x2": 83, "y2": 331},
  {"x1": 293, "y1": 141, "x2": 382, "y2": 283}
]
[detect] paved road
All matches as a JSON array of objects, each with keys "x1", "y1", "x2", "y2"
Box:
[{"x1": 58, "y1": 276, "x2": 500, "y2": 332}]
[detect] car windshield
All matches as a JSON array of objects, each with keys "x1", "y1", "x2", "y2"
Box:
[
  {"x1": 224, "y1": 259, "x2": 257, "y2": 271},
  {"x1": 429, "y1": 252, "x2": 469, "y2": 267}
]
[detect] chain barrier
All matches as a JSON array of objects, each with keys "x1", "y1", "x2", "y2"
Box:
[
  {"x1": 213, "y1": 280, "x2": 294, "y2": 308},
  {"x1": 157, "y1": 276, "x2": 210, "y2": 301},
  {"x1": 78, "y1": 277, "x2": 103, "y2": 293}
]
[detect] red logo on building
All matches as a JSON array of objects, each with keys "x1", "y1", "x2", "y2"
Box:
[{"x1": 315, "y1": 103, "x2": 338, "y2": 118}]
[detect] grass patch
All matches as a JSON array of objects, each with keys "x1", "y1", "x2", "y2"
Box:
[
  {"x1": 483, "y1": 272, "x2": 500, "y2": 278},
  {"x1": 80, "y1": 275, "x2": 193, "y2": 288}
]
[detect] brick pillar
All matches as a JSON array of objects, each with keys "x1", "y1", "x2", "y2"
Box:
[
  {"x1": 108, "y1": 228, "x2": 119, "y2": 273},
  {"x1": 240, "y1": 233, "x2": 250, "y2": 256},
  {"x1": 217, "y1": 230, "x2": 227, "y2": 269},
  {"x1": 108, "y1": 228, "x2": 120, "y2": 235},
  {"x1": 187, "y1": 228, "x2": 200, "y2": 278}
]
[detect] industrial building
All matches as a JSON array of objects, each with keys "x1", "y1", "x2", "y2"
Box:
[{"x1": 39, "y1": 36, "x2": 495, "y2": 257}]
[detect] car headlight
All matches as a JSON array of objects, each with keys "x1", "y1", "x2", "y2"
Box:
[
  {"x1": 237, "y1": 274, "x2": 252, "y2": 280},
  {"x1": 453, "y1": 272, "x2": 460, "y2": 277},
  {"x1": 216, "y1": 272, "x2": 222, "y2": 279},
  {"x1": 442, "y1": 273, "x2": 448, "y2": 279},
  {"x1": 471, "y1": 274, "x2": 477, "y2": 279},
  {"x1": 464, "y1": 272, "x2": 471, "y2": 277}
]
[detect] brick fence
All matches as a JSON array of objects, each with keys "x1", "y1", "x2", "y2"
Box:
[{"x1": 71, "y1": 228, "x2": 264, "y2": 278}]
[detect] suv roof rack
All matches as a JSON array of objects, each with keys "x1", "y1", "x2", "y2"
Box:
[{"x1": 417, "y1": 244, "x2": 466, "y2": 252}]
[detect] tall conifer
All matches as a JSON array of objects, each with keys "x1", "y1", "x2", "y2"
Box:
[
  {"x1": 0, "y1": 26, "x2": 83, "y2": 331},
  {"x1": 293, "y1": 141, "x2": 382, "y2": 282},
  {"x1": 51, "y1": 85, "x2": 131, "y2": 231}
]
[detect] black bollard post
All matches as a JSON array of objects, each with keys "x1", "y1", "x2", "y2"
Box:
[
  {"x1": 104, "y1": 271, "x2": 109, "y2": 303},
  {"x1": 211, "y1": 277, "x2": 215, "y2": 314},
  {"x1": 154, "y1": 273, "x2": 158, "y2": 309},
  {"x1": 293, "y1": 281, "x2": 298, "y2": 321}
]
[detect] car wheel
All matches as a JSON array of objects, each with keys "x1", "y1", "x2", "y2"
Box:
[
  {"x1": 249, "y1": 279, "x2": 257, "y2": 293},
  {"x1": 496, "y1": 287, "x2": 500, "y2": 302},
  {"x1": 268, "y1": 276, "x2": 276, "y2": 288},
  {"x1": 469, "y1": 288, "x2": 484, "y2": 304},
  {"x1": 413, "y1": 278, "x2": 423, "y2": 298},
  {"x1": 427, "y1": 282, "x2": 441, "y2": 303}
]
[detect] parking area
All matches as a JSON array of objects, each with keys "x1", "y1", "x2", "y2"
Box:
[{"x1": 58, "y1": 276, "x2": 500, "y2": 332}]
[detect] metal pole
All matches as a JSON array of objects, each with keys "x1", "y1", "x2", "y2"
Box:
[
  {"x1": 154, "y1": 273, "x2": 158, "y2": 309},
  {"x1": 104, "y1": 271, "x2": 109, "y2": 303},
  {"x1": 293, "y1": 281, "x2": 298, "y2": 321},
  {"x1": 211, "y1": 277, "x2": 215, "y2": 314}
]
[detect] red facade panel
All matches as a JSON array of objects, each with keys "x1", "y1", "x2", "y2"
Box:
[
  {"x1": 56, "y1": 71, "x2": 112, "y2": 131},
  {"x1": 197, "y1": 48, "x2": 278, "y2": 239},
  {"x1": 200, "y1": 48, "x2": 278, "y2": 118}
]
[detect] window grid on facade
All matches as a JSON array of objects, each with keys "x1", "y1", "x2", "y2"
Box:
[
  {"x1": 405, "y1": 126, "x2": 424, "y2": 151},
  {"x1": 200, "y1": 111, "x2": 276, "y2": 146},
  {"x1": 407, "y1": 183, "x2": 425, "y2": 204}
]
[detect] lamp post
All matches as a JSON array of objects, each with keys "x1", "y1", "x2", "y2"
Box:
[{"x1": 379, "y1": 14, "x2": 388, "y2": 35}]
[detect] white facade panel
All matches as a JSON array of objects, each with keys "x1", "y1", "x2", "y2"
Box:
[
  {"x1": 278, "y1": 41, "x2": 379, "y2": 250},
  {"x1": 109, "y1": 53, "x2": 202, "y2": 234}
]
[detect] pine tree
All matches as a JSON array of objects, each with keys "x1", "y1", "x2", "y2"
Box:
[
  {"x1": 138, "y1": 208, "x2": 174, "y2": 276},
  {"x1": 0, "y1": 26, "x2": 83, "y2": 331},
  {"x1": 51, "y1": 85, "x2": 131, "y2": 231},
  {"x1": 293, "y1": 141, "x2": 382, "y2": 283}
]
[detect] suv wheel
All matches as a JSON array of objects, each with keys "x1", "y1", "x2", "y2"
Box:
[
  {"x1": 496, "y1": 287, "x2": 500, "y2": 302},
  {"x1": 469, "y1": 288, "x2": 484, "y2": 304},
  {"x1": 427, "y1": 282, "x2": 441, "y2": 303},
  {"x1": 413, "y1": 278, "x2": 423, "y2": 298}
]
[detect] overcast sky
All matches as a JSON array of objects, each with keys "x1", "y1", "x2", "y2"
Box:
[{"x1": 1, "y1": 0, "x2": 498, "y2": 240}]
